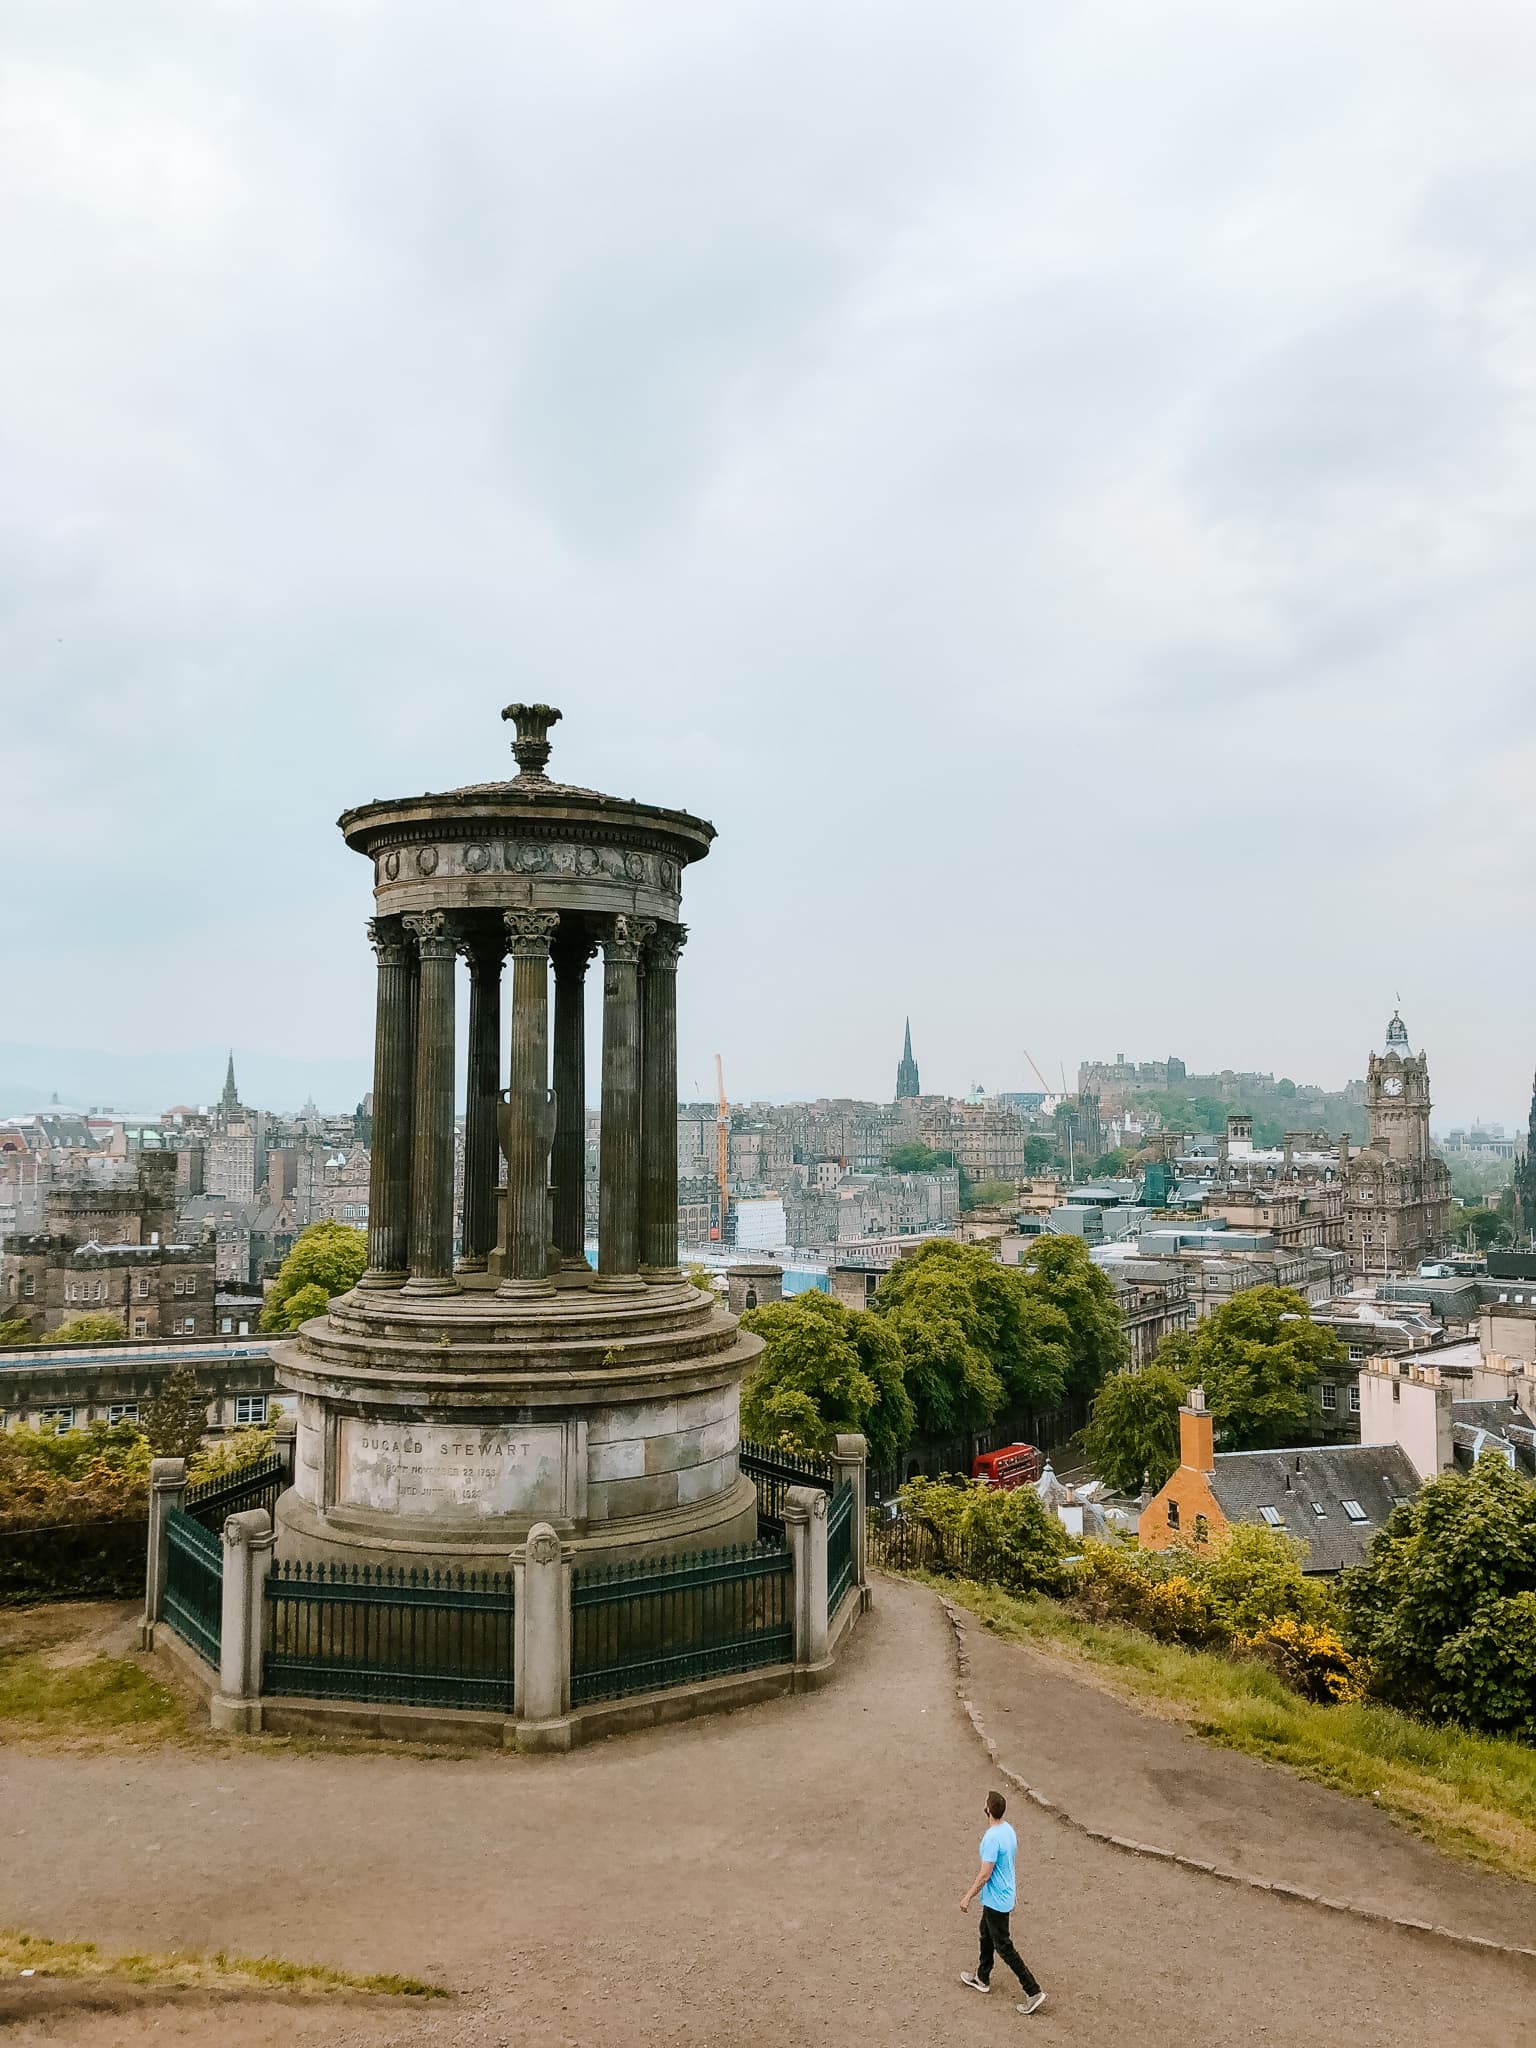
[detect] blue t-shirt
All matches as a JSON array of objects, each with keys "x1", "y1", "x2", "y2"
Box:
[{"x1": 979, "y1": 1821, "x2": 1017, "y2": 1910}]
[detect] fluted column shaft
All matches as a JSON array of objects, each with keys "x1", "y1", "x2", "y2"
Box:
[
  {"x1": 403, "y1": 913, "x2": 458, "y2": 1294},
  {"x1": 458, "y1": 927, "x2": 504, "y2": 1272},
  {"x1": 551, "y1": 930, "x2": 595, "y2": 1266},
  {"x1": 361, "y1": 917, "x2": 417, "y2": 1287},
  {"x1": 597, "y1": 915, "x2": 652, "y2": 1285},
  {"x1": 639, "y1": 924, "x2": 686, "y2": 1277},
  {"x1": 498, "y1": 911, "x2": 559, "y2": 1295}
]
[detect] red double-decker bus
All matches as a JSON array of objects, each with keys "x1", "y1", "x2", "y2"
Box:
[{"x1": 971, "y1": 1442, "x2": 1041, "y2": 1490}]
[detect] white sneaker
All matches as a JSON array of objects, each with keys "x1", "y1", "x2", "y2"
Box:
[
  {"x1": 1018, "y1": 1991, "x2": 1048, "y2": 2016},
  {"x1": 960, "y1": 1972, "x2": 991, "y2": 1993}
]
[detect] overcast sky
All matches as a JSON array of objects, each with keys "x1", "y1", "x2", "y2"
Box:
[{"x1": 4, "y1": 1, "x2": 1534, "y2": 1126}]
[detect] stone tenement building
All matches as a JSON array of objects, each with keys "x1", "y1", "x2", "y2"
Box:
[
  {"x1": 1, "y1": 1155, "x2": 216, "y2": 1339},
  {"x1": 1342, "y1": 1011, "x2": 1451, "y2": 1278}
]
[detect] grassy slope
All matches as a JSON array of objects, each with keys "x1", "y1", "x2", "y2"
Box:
[
  {"x1": 934, "y1": 1575, "x2": 1536, "y2": 1886},
  {"x1": 0, "y1": 1649, "x2": 186, "y2": 1740},
  {"x1": 0, "y1": 1928, "x2": 443, "y2": 1998}
]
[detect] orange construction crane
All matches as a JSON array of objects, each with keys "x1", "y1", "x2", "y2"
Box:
[
  {"x1": 1021, "y1": 1047, "x2": 1055, "y2": 1097},
  {"x1": 714, "y1": 1053, "x2": 730, "y2": 1228}
]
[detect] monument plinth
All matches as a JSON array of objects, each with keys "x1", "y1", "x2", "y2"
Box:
[{"x1": 273, "y1": 706, "x2": 760, "y2": 1571}]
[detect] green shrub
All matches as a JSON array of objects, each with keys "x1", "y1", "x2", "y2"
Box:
[
  {"x1": 897, "y1": 1475, "x2": 1069, "y2": 1596},
  {"x1": 1067, "y1": 1524, "x2": 1334, "y2": 1655},
  {"x1": 1235, "y1": 1618, "x2": 1364, "y2": 1705}
]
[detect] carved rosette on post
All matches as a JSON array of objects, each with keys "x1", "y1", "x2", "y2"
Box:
[{"x1": 497, "y1": 908, "x2": 561, "y2": 1298}]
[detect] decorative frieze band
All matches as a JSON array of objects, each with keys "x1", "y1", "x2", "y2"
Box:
[{"x1": 376, "y1": 840, "x2": 682, "y2": 894}]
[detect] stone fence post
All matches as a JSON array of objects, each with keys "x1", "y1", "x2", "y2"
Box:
[
  {"x1": 210, "y1": 1508, "x2": 276, "y2": 1734},
  {"x1": 139, "y1": 1457, "x2": 186, "y2": 1649},
  {"x1": 272, "y1": 1411, "x2": 298, "y2": 1487},
  {"x1": 785, "y1": 1485, "x2": 829, "y2": 1669},
  {"x1": 512, "y1": 1522, "x2": 573, "y2": 1751},
  {"x1": 833, "y1": 1432, "x2": 868, "y2": 1591}
]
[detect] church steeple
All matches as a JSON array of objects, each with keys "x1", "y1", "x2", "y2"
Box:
[
  {"x1": 221, "y1": 1051, "x2": 239, "y2": 1114},
  {"x1": 895, "y1": 1018, "x2": 920, "y2": 1101}
]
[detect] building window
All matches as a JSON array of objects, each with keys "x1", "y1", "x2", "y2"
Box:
[
  {"x1": 1349, "y1": 1384, "x2": 1361, "y2": 1413},
  {"x1": 1392, "y1": 1381, "x2": 1401, "y2": 1404},
  {"x1": 185, "y1": 1276, "x2": 196, "y2": 1296},
  {"x1": 136, "y1": 1275, "x2": 150, "y2": 1298},
  {"x1": 39, "y1": 1407, "x2": 77, "y2": 1435},
  {"x1": 234, "y1": 1393, "x2": 267, "y2": 1425},
  {"x1": 1166, "y1": 1499, "x2": 1180, "y2": 1530},
  {"x1": 22, "y1": 1274, "x2": 35, "y2": 1297},
  {"x1": 1342, "y1": 1499, "x2": 1368, "y2": 1523},
  {"x1": 1311, "y1": 1501, "x2": 1327, "y2": 1519},
  {"x1": 133, "y1": 1317, "x2": 147, "y2": 1337},
  {"x1": 1259, "y1": 1506, "x2": 1284, "y2": 1526},
  {"x1": 182, "y1": 1316, "x2": 196, "y2": 1333},
  {"x1": 107, "y1": 1402, "x2": 139, "y2": 1425},
  {"x1": 1320, "y1": 1384, "x2": 1337, "y2": 1410},
  {"x1": 220, "y1": 1317, "x2": 233, "y2": 1334}
]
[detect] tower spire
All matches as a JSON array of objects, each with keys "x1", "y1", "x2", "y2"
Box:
[
  {"x1": 222, "y1": 1051, "x2": 239, "y2": 1113},
  {"x1": 895, "y1": 1017, "x2": 920, "y2": 1101}
]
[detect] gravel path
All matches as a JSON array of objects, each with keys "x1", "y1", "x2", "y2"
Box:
[{"x1": 3, "y1": 1579, "x2": 1533, "y2": 2045}]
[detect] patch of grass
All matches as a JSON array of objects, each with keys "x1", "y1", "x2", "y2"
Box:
[
  {"x1": 0, "y1": 1928, "x2": 445, "y2": 1999},
  {"x1": 0, "y1": 1650, "x2": 185, "y2": 1738},
  {"x1": 929, "y1": 1573, "x2": 1536, "y2": 1886}
]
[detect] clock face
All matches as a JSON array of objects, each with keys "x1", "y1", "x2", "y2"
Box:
[{"x1": 1382, "y1": 1076, "x2": 1403, "y2": 1097}]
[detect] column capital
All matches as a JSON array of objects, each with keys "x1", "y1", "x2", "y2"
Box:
[
  {"x1": 604, "y1": 914, "x2": 655, "y2": 966},
  {"x1": 644, "y1": 923, "x2": 687, "y2": 972},
  {"x1": 505, "y1": 908, "x2": 560, "y2": 961},
  {"x1": 456, "y1": 920, "x2": 508, "y2": 974},
  {"x1": 403, "y1": 910, "x2": 455, "y2": 960},
  {"x1": 366, "y1": 915, "x2": 412, "y2": 967}
]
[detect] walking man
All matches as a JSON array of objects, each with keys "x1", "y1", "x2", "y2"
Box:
[{"x1": 959, "y1": 1790, "x2": 1047, "y2": 2016}]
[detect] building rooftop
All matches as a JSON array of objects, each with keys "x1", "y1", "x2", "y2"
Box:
[{"x1": 1207, "y1": 1443, "x2": 1419, "y2": 1573}]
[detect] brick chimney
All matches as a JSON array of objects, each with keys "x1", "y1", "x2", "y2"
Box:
[{"x1": 1180, "y1": 1385, "x2": 1215, "y2": 1473}]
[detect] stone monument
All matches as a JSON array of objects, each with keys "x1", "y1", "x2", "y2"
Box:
[{"x1": 272, "y1": 705, "x2": 761, "y2": 1571}]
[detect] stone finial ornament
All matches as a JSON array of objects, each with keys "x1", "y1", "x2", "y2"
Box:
[{"x1": 502, "y1": 702, "x2": 562, "y2": 778}]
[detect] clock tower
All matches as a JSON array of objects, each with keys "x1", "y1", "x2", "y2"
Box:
[{"x1": 1345, "y1": 1009, "x2": 1450, "y2": 1276}]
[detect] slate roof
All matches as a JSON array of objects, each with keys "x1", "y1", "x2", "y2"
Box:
[
  {"x1": 1452, "y1": 1399, "x2": 1536, "y2": 1476},
  {"x1": 1207, "y1": 1442, "x2": 1420, "y2": 1573}
]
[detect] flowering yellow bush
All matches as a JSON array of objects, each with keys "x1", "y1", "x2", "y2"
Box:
[{"x1": 1235, "y1": 1617, "x2": 1365, "y2": 1704}]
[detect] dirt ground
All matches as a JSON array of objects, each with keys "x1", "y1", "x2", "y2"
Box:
[{"x1": 3, "y1": 1578, "x2": 1535, "y2": 2047}]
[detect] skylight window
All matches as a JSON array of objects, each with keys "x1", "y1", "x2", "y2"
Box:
[
  {"x1": 1259, "y1": 1506, "x2": 1284, "y2": 1526},
  {"x1": 1342, "y1": 1500, "x2": 1368, "y2": 1522},
  {"x1": 1311, "y1": 1502, "x2": 1327, "y2": 1518}
]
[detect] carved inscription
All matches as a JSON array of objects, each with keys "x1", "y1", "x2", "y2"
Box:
[{"x1": 338, "y1": 1419, "x2": 565, "y2": 1519}]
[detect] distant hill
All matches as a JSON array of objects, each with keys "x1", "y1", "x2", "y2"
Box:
[{"x1": 1136, "y1": 1077, "x2": 1369, "y2": 1148}]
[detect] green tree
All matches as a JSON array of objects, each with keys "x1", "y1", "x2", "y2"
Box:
[
  {"x1": 1023, "y1": 1136, "x2": 1053, "y2": 1169},
  {"x1": 1156, "y1": 1287, "x2": 1343, "y2": 1450},
  {"x1": 966, "y1": 1179, "x2": 1018, "y2": 1208},
  {"x1": 1339, "y1": 1455, "x2": 1536, "y2": 1738},
  {"x1": 887, "y1": 1142, "x2": 941, "y2": 1173},
  {"x1": 739, "y1": 1289, "x2": 914, "y2": 1465},
  {"x1": 144, "y1": 1362, "x2": 210, "y2": 1462},
  {"x1": 0, "y1": 1313, "x2": 36, "y2": 1346},
  {"x1": 898, "y1": 1474, "x2": 1069, "y2": 1595},
  {"x1": 1013, "y1": 1232, "x2": 1129, "y2": 1399},
  {"x1": 259, "y1": 1222, "x2": 367, "y2": 1332},
  {"x1": 1081, "y1": 1364, "x2": 1188, "y2": 1494},
  {"x1": 50, "y1": 1314, "x2": 126, "y2": 1345},
  {"x1": 873, "y1": 1240, "x2": 1069, "y2": 1439}
]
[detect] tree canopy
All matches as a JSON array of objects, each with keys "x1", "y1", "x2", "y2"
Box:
[
  {"x1": 1011, "y1": 1232, "x2": 1128, "y2": 1399},
  {"x1": 872, "y1": 1239, "x2": 1070, "y2": 1439},
  {"x1": 886, "y1": 1142, "x2": 943, "y2": 1174},
  {"x1": 1154, "y1": 1287, "x2": 1342, "y2": 1450},
  {"x1": 144, "y1": 1361, "x2": 210, "y2": 1463},
  {"x1": 739, "y1": 1289, "x2": 914, "y2": 1465},
  {"x1": 259, "y1": 1222, "x2": 368, "y2": 1332},
  {"x1": 1081, "y1": 1363, "x2": 1189, "y2": 1494},
  {"x1": 1339, "y1": 1455, "x2": 1536, "y2": 1739},
  {"x1": 51, "y1": 1314, "x2": 127, "y2": 1346}
]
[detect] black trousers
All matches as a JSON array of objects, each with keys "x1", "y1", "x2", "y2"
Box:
[{"x1": 978, "y1": 1905, "x2": 1041, "y2": 1997}]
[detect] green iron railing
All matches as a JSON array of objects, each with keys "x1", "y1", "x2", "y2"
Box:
[
  {"x1": 571, "y1": 1542, "x2": 793, "y2": 1707},
  {"x1": 262, "y1": 1560, "x2": 515, "y2": 1713},
  {"x1": 164, "y1": 1504, "x2": 222, "y2": 1667},
  {"x1": 739, "y1": 1437, "x2": 834, "y2": 1541},
  {"x1": 826, "y1": 1480, "x2": 854, "y2": 1620},
  {"x1": 185, "y1": 1453, "x2": 284, "y2": 1532}
]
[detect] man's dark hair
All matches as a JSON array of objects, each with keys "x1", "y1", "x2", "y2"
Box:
[{"x1": 986, "y1": 1791, "x2": 1006, "y2": 1820}]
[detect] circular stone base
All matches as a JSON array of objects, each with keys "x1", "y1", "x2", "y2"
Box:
[
  {"x1": 273, "y1": 1472, "x2": 760, "y2": 1576},
  {"x1": 268, "y1": 1276, "x2": 763, "y2": 1574}
]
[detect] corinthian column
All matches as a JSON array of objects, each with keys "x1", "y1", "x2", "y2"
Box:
[
  {"x1": 402, "y1": 912, "x2": 458, "y2": 1295},
  {"x1": 457, "y1": 922, "x2": 505, "y2": 1273},
  {"x1": 551, "y1": 927, "x2": 597, "y2": 1270},
  {"x1": 361, "y1": 917, "x2": 417, "y2": 1288},
  {"x1": 596, "y1": 915, "x2": 653, "y2": 1289},
  {"x1": 496, "y1": 909, "x2": 559, "y2": 1298},
  {"x1": 639, "y1": 923, "x2": 686, "y2": 1279}
]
